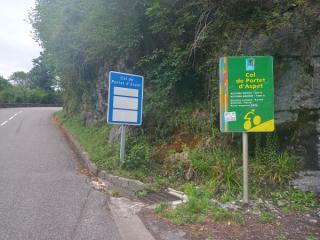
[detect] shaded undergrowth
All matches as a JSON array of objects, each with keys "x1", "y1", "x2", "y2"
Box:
[{"x1": 56, "y1": 110, "x2": 319, "y2": 226}]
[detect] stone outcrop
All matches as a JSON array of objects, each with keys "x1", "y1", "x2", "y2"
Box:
[{"x1": 274, "y1": 55, "x2": 320, "y2": 169}]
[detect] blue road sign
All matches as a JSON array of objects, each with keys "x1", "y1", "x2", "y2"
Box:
[{"x1": 107, "y1": 71, "x2": 144, "y2": 125}]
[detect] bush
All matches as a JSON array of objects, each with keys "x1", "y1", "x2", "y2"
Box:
[
  {"x1": 189, "y1": 145, "x2": 242, "y2": 195},
  {"x1": 124, "y1": 143, "x2": 152, "y2": 170},
  {"x1": 0, "y1": 86, "x2": 61, "y2": 104}
]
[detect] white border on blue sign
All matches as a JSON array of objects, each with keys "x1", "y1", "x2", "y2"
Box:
[{"x1": 107, "y1": 71, "x2": 144, "y2": 126}]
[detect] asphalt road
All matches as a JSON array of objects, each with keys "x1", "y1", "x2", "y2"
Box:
[{"x1": 0, "y1": 108, "x2": 121, "y2": 240}]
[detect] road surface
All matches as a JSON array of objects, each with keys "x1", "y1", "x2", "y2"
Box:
[{"x1": 0, "y1": 108, "x2": 121, "y2": 240}]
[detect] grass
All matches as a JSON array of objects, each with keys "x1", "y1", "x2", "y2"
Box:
[
  {"x1": 271, "y1": 188, "x2": 320, "y2": 212},
  {"x1": 259, "y1": 211, "x2": 274, "y2": 224},
  {"x1": 155, "y1": 183, "x2": 244, "y2": 225},
  {"x1": 155, "y1": 200, "x2": 243, "y2": 225},
  {"x1": 56, "y1": 110, "x2": 320, "y2": 227},
  {"x1": 56, "y1": 111, "x2": 160, "y2": 181},
  {"x1": 56, "y1": 111, "x2": 119, "y2": 171},
  {"x1": 306, "y1": 235, "x2": 317, "y2": 240},
  {"x1": 275, "y1": 235, "x2": 286, "y2": 240}
]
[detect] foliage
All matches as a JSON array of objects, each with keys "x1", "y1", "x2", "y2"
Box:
[
  {"x1": 306, "y1": 236, "x2": 317, "y2": 240},
  {"x1": 275, "y1": 235, "x2": 287, "y2": 240},
  {"x1": 9, "y1": 71, "x2": 30, "y2": 87},
  {"x1": 29, "y1": 52, "x2": 57, "y2": 92},
  {"x1": 30, "y1": 0, "x2": 320, "y2": 118},
  {"x1": 29, "y1": 1, "x2": 320, "y2": 184},
  {"x1": 0, "y1": 84, "x2": 60, "y2": 104},
  {"x1": 124, "y1": 142, "x2": 152, "y2": 170},
  {"x1": 0, "y1": 53, "x2": 61, "y2": 105},
  {"x1": 155, "y1": 183, "x2": 243, "y2": 225},
  {"x1": 270, "y1": 188, "x2": 320, "y2": 211},
  {"x1": 184, "y1": 135, "x2": 298, "y2": 198},
  {"x1": 0, "y1": 76, "x2": 11, "y2": 91},
  {"x1": 189, "y1": 145, "x2": 242, "y2": 194},
  {"x1": 56, "y1": 111, "x2": 156, "y2": 180},
  {"x1": 259, "y1": 211, "x2": 274, "y2": 224},
  {"x1": 251, "y1": 133, "x2": 299, "y2": 190},
  {"x1": 56, "y1": 111, "x2": 119, "y2": 170}
]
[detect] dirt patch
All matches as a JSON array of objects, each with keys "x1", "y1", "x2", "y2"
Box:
[
  {"x1": 139, "y1": 208, "x2": 196, "y2": 240},
  {"x1": 140, "y1": 208, "x2": 320, "y2": 240},
  {"x1": 154, "y1": 131, "x2": 202, "y2": 160},
  {"x1": 197, "y1": 212, "x2": 320, "y2": 240}
]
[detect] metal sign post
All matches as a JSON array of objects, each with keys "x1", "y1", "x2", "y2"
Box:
[
  {"x1": 107, "y1": 71, "x2": 144, "y2": 165},
  {"x1": 242, "y1": 132, "x2": 249, "y2": 203},
  {"x1": 120, "y1": 125, "x2": 126, "y2": 165}
]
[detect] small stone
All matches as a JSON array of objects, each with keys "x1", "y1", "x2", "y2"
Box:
[
  {"x1": 252, "y1": 210, "x2": 261, "y2": 215},
  {"x1": 309, "y1": 219, "x2": 318, "y2": 224}
]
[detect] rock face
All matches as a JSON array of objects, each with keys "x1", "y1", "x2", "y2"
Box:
[
  {"x1": 317, "y1": 118, "x2": 320, "y2": 168},
  {"x1": 275, "y1": 56, "x2": 320, "y2": 170},
  {"x1": 290, "y1": 171, "x2": 320, "y2": 193}
]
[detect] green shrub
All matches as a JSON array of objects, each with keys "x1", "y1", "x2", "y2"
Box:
[
  {"x1": 260, "y1": 211, "x2": 274, "y2": 223},
  {"x1": 124, "y1": 143, "x2": 152, "y2": 170},
  {"x1": 252, "y1": 151, "x2": 298, "y2": 187},
  {"x1": 189, "y1": 146, "x2": 242, "y2": 195}
]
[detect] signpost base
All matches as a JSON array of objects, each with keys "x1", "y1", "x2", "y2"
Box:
[
  {"x1": 242, "y1": 132, "x2": 249, "y2": 203},
  {"x1": 120, "y1": 125, "x2": 126, "y2": 165}
]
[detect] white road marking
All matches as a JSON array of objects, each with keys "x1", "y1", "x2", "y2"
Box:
[
  {"x1": 0, "y1": 111, "x2": 23, "y2": 127},
  {"x1": 1, "y1": 121, "x2": 8, "y2": 126}
]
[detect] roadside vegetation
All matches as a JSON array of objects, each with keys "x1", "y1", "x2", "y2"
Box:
[
  {"x1": 0, "y1": 83, "x2": 60, "y2": 105},
  {"x1": 0, "y1": 53, "x2": 62, "y2": 105},
  {"x1": 36, "y1": 0, "x2": 319, "y2": 232},
  {"x1": 56, "y1": 110, "x2": 320, "y2": 227}
]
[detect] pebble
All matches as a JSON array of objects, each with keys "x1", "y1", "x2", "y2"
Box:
[{"x1": 309, "y1": 219, "x2": 318, "y2": 224}]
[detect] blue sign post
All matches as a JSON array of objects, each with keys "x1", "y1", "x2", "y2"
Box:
[{"x1": 107, "y1": 71, "x2": 144, "y2": 164}]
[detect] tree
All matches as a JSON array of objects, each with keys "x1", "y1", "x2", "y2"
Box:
[
  {"x1": 0, "y1": 76, "x2": 11, "y2": 91},
  {"x1": 29, "y1": 52, "x2": 56, "y2": 92},
  {"x1": 9, "y1": 71, "x2": 30, "y2": 87}
]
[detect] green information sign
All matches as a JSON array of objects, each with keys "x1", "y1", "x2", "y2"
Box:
[{"x1": 219, "y1": 56, "x2": 274, "y2": 132}]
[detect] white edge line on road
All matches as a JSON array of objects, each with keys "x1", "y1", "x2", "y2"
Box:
[
  {"x1": 1, "y1": 121, "x2": 8, "y2": 126},
  {"x1": 0, "y1": 111, "x2": 23, "y2": 127}
]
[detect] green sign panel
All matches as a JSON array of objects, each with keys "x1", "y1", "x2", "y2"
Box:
[{"x1": 219, "y1": 56, "x2": 274, "y2": 132}]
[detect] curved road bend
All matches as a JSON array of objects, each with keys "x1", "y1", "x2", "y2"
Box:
[{"x1": 0, "y1": 108, "x2": 121, "y2": 240}]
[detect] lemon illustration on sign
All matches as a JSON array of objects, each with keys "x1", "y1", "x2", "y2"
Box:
[{"x1": 243, "y1": 110, "x2": 262, "y2": 130}]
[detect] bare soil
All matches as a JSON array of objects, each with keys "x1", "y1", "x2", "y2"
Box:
[{"x1": 139, "y1": 208, "x2": 320, "y2": 240}]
